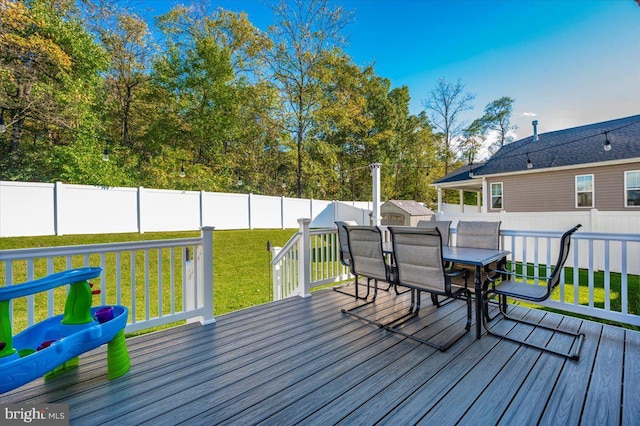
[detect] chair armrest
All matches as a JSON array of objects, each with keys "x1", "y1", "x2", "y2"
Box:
[{"x1": 486, "y1": 269, "x2": 550, "y2": 282}]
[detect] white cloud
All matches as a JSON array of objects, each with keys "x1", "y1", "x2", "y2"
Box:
[{"x1": 521, "y1": 112, "x2": 537, "y2": 117}]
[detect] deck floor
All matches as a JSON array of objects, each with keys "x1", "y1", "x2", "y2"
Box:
[{"x1": 4, "y1": 282, "x2": 640, "y2": 425}]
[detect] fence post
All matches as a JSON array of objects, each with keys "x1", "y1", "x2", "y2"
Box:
[
  {"x1": 271, "y1": 246, "x2": 282, "y2": 300},
  {"x1": 200, "y1": 226, "x2": 215, "y2": 324},
  {"x1": 281, "y1": 196, "x2": 285, "y2": 230},
  {"x1": 298, "y1": 218, "x2": 312, "y2": 298},
  {"x1": 54, "y1": 181, "x2": 62, "y2": 236},
  {"x1": 137, "y1": 186, "x2": 144, "y2": 234}
]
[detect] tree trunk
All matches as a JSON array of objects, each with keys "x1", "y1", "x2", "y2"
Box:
[
  {"x1": 297, "y1": 127, "x2": 303, "y2": 198},
  {"x1": 9, "y1": 114, "x2": 24, "y2": 157}
]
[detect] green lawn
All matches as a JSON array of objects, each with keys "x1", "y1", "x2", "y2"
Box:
[
  {"x1": 0, "y1": 229, "x2": 297, "y2": 332},
  {"x1": 506, "y1": 262, "x2": 640, "y2": 329}
]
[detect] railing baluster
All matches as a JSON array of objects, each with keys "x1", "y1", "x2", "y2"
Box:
[
  {"x1": 47, "y1": 258, "x2": 54, "y2": 318},
  {"x1": 116, "y1": 252, "x2": 121, "y2": 306},
  {"x1": 588, "y1": 239, "x2": 594, "y2": 308},
  {"x1": 27, "y1": 260, "x2": 34, "y2": 327},
  {"x1": 158, "y1": 249, "x2": 163, "y2": 318},
  {"x1": 130, "y1": 250, "x2": 136, "y2": 325},
  {"x1": 621, "y1": 241, "x2": 628, "y2": 315},
  {"x1": 604, "y1": 240, "x2": 610, "y2": 311}
]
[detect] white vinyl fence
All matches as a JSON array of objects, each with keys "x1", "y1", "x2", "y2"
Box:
[{"x1": 0, "y1": 181, "x2": 372, "y2": 237}]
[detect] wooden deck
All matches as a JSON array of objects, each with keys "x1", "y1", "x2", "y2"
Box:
[{"x1": 4, "y1": 283, "x2": 640, "y2": 425}]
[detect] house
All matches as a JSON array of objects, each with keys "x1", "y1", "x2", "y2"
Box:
[
  {"x1": 433, "y1": 114, "x2": 640, "y2": 213},
  {"x1": 380, "y1": 199, "x2": 435, "y2": 225}
]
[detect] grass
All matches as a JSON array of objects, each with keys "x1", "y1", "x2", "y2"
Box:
[
  {"x1": 505, "y1": 262, "x2": 640, "y2": 329},
  {"x1": 0, "y1": 229, "x2": 297, "y2": 333}
]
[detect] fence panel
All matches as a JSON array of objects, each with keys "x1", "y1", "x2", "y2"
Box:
[
  {"x1": 0, "y1": 181, "x2": 55, "y2": 237},
  {"x1": 58, "y1": 184, "x2": 138, "y2": 235}
]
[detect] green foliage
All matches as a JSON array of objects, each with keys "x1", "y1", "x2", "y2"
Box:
[{"x1": 0, "y1": 1, "x2": 512, "y2": 208}]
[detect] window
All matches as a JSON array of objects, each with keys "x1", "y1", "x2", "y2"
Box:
[
  {"x1": 490, "y1": 182, "x2": 503, "y2": 210},
  {"x1": 576, "y1": 174, "x2": 594, "y2": 208},
  {"x1": 626, "y1": 171, "x2": 640, "y2": 207}
]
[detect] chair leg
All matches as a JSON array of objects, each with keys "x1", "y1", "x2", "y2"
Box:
[
  {"x1": 333, "y1": 276, "x2": 370, "y2": 300},
  {"x1": 395, "y1": 283, "x2": 411, "y2": 295},
  {"x1": 430, "y1": 293, "x2": 440, "y2": 307},
  {"x1": 482, "y1": 293, "x2": 585, "y2": 361},
  {"x1": 341, "y1": 278, "x2": 384, "y2": 327},
  {"x1": 385, "y1": 290, "x2": 471, "y2": 351}
]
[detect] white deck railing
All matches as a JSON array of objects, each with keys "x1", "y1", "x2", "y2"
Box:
[
  {"x1": 271, "y1": 219, "x2": 351, "y2": 300},
  {"x1": 272, "y1": 223, "x2": 640, "y2": 327},
  {"x1": 0, "y1": 227, "x2": 215, "y2": 334}
]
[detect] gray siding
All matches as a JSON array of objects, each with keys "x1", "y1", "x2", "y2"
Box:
[{"x1": 486, "y1": 162, "x2": 640, "y2": 212}]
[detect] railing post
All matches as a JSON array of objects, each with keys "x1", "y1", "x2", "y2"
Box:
[
  {"x1": 298, "y1": 218, "x2": 312, "y2": 298},
  {"x1": 271, "y1": 246, "x2": 283, "y2": 300},
  {"x1": 201, "y1": 226, "x2": 215, "y2": 324}
]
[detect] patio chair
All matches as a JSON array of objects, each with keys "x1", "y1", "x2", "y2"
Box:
[
  {"x1": 454, "y1": 220, "x2": 505, "y2": 287},
  {"x1": 482, "y1": 224, "x2": 584, "y2": 360},
  {"x1": 340, "y1": 226, "x2": 396, "y2": 326},
  {"x1": 333, "y1": 221, "x2": 369, "y2": 299},
  {"x1": 417, "y1": 220, "x2": 452, "y2": 246},
  {"x1": 387, "y1": 226, "x2": 471, "y2": 351},
  {"x1": 417, "y1": 220, "x2": 453, "y2": 306}
]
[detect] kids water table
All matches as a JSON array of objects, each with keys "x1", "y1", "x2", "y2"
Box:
[{"x1": 0, "y1": 267, "x2": 129, "y2": 394}]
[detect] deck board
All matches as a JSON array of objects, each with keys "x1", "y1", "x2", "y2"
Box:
[{"x1": 3, "y1": 285, "x2": 639, "y2": 426}]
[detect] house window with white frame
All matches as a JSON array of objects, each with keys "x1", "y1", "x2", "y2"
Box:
[
  {"x1": 576, "y1": 174, "x2": 594, "y2": 208},
  {"x1": 625, "y1": 171, "x2": 640, "y2": 207},
  {"x1": 490, "y1": 182, "x2": 503, "y2": 210}
]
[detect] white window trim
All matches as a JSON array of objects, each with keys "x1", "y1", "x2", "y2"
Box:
[
  {"x1": 575, "y1": 174, "x2": 594, "y2": 209},
  {"x1": 490, "y1": 182, "x2": 503, "y2": 210},
  {"x1": 624, "y1": 170, "x2": 640, "y2": 208}
]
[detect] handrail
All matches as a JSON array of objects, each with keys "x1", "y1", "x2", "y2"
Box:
[
  {"x1": 270, "y1": 232, "x2": 301, "y2": 265},
  {"x1": 272, "y1": 224, "x2": 640, "y2": 326},
  {"x1": 0, "y1": 229, "x2": 215, "y2": 334}
]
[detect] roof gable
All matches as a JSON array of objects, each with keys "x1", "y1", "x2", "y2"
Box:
[
  {"x1": 433, "y1": 114, "x2": 640, "y2": 184},
  {"x1": 477, "y1": 114, "x2": 640, "y2": 176},
  {"x1": 382, "y1": 200, "x2": 434, "y2": 216}
]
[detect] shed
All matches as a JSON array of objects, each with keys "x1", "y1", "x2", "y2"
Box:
[{"x1": 380, "y1": 200, "x2": 435, "y2": 226}]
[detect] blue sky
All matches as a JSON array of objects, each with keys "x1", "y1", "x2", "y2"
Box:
[{"x1": 139, "y1": 0, "x2": 639, "y2": 142}]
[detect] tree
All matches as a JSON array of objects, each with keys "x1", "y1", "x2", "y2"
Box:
[
  {"x1": 150, "y1": 4, "x2": 276, "y2": 191},
  {"x1": 0, "y1": 0, "x2": 108, "y2": 182},
  {"x1": 99, "y1": 11, "x2": 154, "y2": 149},
  {"x1": 265, "y1": 0, "x2": 353, "y2": 197},
  {"x1": 423, "y1": 78, "x2": 475, "y2": 174},
  {"x1": 480, "y1": 96, "x2": 516, "y2": 152}
]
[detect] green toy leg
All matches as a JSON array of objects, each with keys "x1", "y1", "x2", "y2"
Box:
[
  {"x1": 44, "y1": 357, "x2": 79, "y2": 381},
  {"x1": 0, "y1": 300, "x2": 16, "y2": 358},
  {"x1": 107, "y1": 330, "x2": 130, "y2": 380},
  {"x1": 62, "y1": 280, "x2": 94, "y2": 325}
]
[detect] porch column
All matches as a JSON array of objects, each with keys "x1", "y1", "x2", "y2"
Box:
[
  {"x1": 482, "y1": 178, "x2": 488, "y2": 214},
  {"x1": 437, "y1": 186, "x2": 443, "y2": 213},
  {"x1": 298, "y1": 218, "x2": 312, "y2": 298},
  {"x1": 370, "y1": 163, "x2": 381, "y2": 226},
  {"x1": 200, "y1": 226, "x2": 215, "y2": 325},
  {"x1": 459, "y1": 189, "x2": 464, "y2": 213}
]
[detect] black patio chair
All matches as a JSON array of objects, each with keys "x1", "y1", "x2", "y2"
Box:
[
  {"x1": 417, "y1": 220, "x2": 454, "y2": 306},
  {"x1": 453, "y1": 221, "x2": 506, "y2": 299},
  {"x1": 482, "y1": 224, "x2": 584, "y2": 360},
  {"x1": 333, "y1": 220, "x2": 369, "y2": 300},
  {"x1": 340, "y1": 226, "x2": 397, "y2": 326},
  {"x1": 386, "y1": 226, "x2": 471, "y2": 350},
  {"x1": 417, "y1": 220, "x2": 452, "y2": 246}
]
